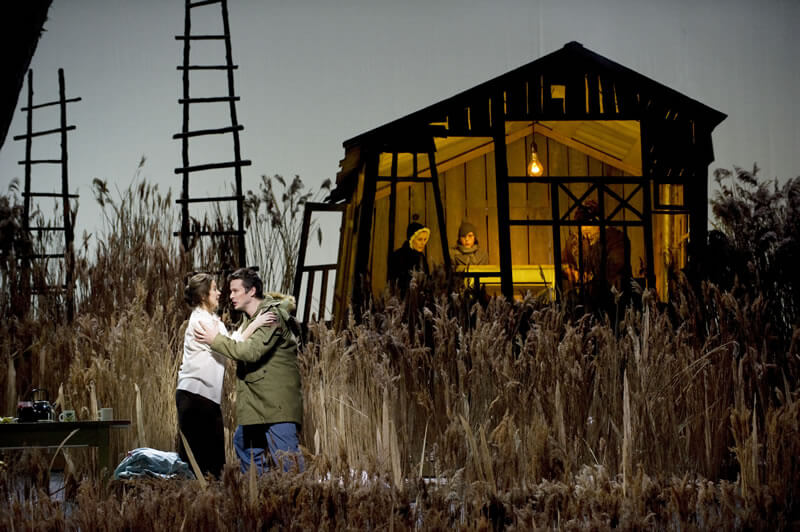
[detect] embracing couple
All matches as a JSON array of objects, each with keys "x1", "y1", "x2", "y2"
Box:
[{"x1": 176, "y1": 267, "x2": 304, "y2": 478}]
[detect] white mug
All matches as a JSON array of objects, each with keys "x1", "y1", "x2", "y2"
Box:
[
  {"x1": 59, "y1": 409, "x2": 77, "y2": 422},
  {"x1": 98, "y1": 407, "x2": 113, "y2": 421}
]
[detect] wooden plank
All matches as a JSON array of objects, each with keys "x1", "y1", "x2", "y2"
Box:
[
  {"x1": 491, "y1": 93, "x2": 514, "y2": 298},
  {"x1": 469, "y1": 96, "x2": 491, "y2": 133},
  {"x1": 425, "y1": 179, "x2": 443, "y2": 269},
  {"x1": 409, "y1": 181, "x2": 427, "y2": 231},
  {"x1": 20, "y1": 96, "x2": 81, "y2": 112},
  {"x1": 604, "y1": 164, "x2": 624, "y2": 223},
  {"x1": 318, "y1": 269, "x2": 329, "y2": 322},
  {"x1": 464, "y1": 155, "x2": 488, "y2": 260},
  {"x1": 486, "y1": 152, "x2": 499, "y2": 265},
  {"x1": 506, "y1": 135, "x2": 529, "y2": 265},
  {"x1": 444, "y1": 164, "x2": 465, "y2": 254},
  {"x1": 388, "y1": 154, "x2": 398, "y2": 254},
  {"x1": 303, "y1": 271, "x2": 315, "y2": 324},
  {"x1": 429, "y1": 152, "x2": 451, "y2": 270},
  {"x1": 505, "y1": 78, "x2": 527, "y2": 119},
  {"x1": 13, "y1": 125, "x2": 76, "y2": 141},
  {"x1": 529, "y1": 75, "x2": 542, "y2": 116},
  {"x1": 371, "y1": 195, "x2": 389, "y2": 296},
  {"x1": 535, "y1": 122, "x2": 640, "y2": 175},
  {"x1": 353, "y1": 157, "x2": 378, "y2": 313},
  {"x1": 395, "y1": 182, "x2": 410, "y2": 250},
  {"x1": 548, "y1": 138, "x2": 569, "y2": 218},
  {"x1": 334, "y1": 201, "x2": 357, "y2": 326},
  {"x1": 585, "y1": 73, "x2": 600, "y2": 115},
  {"x1": 567, "y1": 146, "x2": 589, "y2": 209}
]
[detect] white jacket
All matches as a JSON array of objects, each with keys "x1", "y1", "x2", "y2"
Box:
[{"x1": 177, "y1": 308, "x2": 239, "y2": 404}]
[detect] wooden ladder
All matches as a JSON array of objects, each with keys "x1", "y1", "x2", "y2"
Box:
[
  {"x1": 13, "y1": 68, "x2": 81, "y2": 321},
  {"x1": 173, "y1": 0, "x2": 251, "y2": 269}
]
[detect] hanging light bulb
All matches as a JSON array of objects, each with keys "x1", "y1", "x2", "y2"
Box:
[{"x1": 529, "y1": 141, "x2": 544, "y2": 177}]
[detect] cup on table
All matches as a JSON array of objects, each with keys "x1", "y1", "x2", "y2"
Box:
[
  {"x1": 98, "y1": 407, "x2": 113, "y2": 422},
  {"x1": 59, "y1": 409, "x2": 77, "y2": 422}
]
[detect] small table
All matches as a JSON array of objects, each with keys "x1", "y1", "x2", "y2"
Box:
[{"x1": 0, "y1": 420, "x2": 131, "y2": 474}]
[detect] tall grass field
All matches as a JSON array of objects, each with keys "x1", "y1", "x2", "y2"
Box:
[{"x1": 1, "y1": 168, "x2": 798, "y2": 529}]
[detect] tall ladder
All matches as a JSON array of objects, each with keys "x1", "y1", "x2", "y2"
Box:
[
  {"x1": 173, "y1": 0, "x2": 250, "y2": 269},
  {"x1": 13, "y1": 68, "x2": 81, "y2": 321}
]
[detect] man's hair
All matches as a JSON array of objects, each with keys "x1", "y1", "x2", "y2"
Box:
[
  {"x1": 184, "y1": 273, "x2": 215, "y2": 308},
  {"x1": 228, "y1": 268, "x2": 263, "y2": 299}
]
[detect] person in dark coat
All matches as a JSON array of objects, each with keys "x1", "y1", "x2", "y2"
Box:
[
  {"x1": 388, "y1": 220, "x2": 430, "y2": 293},
  {"x1": 562, "y1": 200, "x2": 631, "y2": 314}
]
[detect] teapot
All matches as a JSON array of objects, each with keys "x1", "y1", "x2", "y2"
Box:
[{"x1": 30, "y1": 388, "x2": 54, "y2": 422}]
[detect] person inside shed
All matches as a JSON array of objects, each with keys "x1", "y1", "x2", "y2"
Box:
[
  {"x1": 451, "y1": 220, "x2": 489, "y2": 267},
  {"x1": 387, "y1": 219, "x2": 430, "y2": 293},
  {"x1": 562, "y1": 200, "x2": 631, "y2": 313}
]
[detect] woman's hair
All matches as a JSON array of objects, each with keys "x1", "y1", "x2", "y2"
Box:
[{"x1": 184, "y1": 273, "x2": 215, "y2": 308}]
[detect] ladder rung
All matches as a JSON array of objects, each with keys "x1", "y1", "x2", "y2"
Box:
[
  {"x1": 174, "y1": 160, "x2": 252, "y2": 174},
  {"x1": 178, "y1": 96, "x2": 240, "y2": 104},
  {"x1": 176, "y1": 65, "x2": 238, "y2": 71},
  {"x1": 173, "y1": 230, "x2": 245, "y2": 237},
  {"x1": 18, "y1": 159, "x2": 61, "y2": 165},
  {"x1": 20, "y1": 97, "x2": 82, "y2": 112},
  {"x1": 175, "y1": 195, "x2": 244, "y2": 204},
  {"x1": 30, "y1": 227, "x2": 66, "y2": 231},
  {"x1": 189, "y1": 0, "x2": 222, "y2": 7},
  {"x1": 23, "y1": 192, "x2": 79, "y2": 198},
  {"x1": 172, "y1": 125, "x2": 244, "y2": 139},
  {"x1": 174, "y1": 35, "x2": 226, "y2": 40},
  {"x1": 13, "y1": 125, "x2": 76, "y2": 140},
  {"x1": 301, "y1": 264, "x2": 339, "y2": 273}
]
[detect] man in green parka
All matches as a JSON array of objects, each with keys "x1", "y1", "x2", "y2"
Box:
[{"x1": 195, "y1": 268, "x2": 303, "y2": 473}]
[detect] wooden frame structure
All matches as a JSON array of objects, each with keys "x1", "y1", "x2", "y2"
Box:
[
  {"x1": 14, "y1": 68, "x2": 81, "y2": 321},
  {"x1": 173, "y1": 0, "x2": 251, "y2": 269},
  {"x1": 296, "y1": 42, "x2": 726, "y2": 328}
]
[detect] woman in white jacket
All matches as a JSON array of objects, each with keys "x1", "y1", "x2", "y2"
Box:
[{"x1": 176, "y1": 273, "x2": 272, "y2": 478}]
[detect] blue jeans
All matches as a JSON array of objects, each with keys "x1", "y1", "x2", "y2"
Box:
[{"x1": 233, "y1": 423, "x2": 305, "y2": 474}]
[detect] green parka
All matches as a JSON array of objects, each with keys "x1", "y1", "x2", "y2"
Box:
[{"x1": 210, "y1": 296, "x2": 302, "y2": 426}]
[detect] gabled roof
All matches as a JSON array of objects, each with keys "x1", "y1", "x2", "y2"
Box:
[
  {"x1": 0, "y1": 0, "x2": 53, "y2": 151},
  {"x1": 333, "y1": 41, "x2": 726, "y2": 190}
]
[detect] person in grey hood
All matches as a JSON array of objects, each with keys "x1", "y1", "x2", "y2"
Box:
[{"x1": 452, "y1": 220, "x2": 488, "y2": 266}]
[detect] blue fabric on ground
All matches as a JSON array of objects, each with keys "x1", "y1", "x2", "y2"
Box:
[{"x1": 113, "y1": 447, "x2": 196, "y2": 480}]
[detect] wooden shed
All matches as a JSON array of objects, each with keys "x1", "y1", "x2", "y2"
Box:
[{"x1": 294, "y1": 42, "x2": 726, "y2": 327}]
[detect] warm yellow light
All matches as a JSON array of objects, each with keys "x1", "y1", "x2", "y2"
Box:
[{"x1": 528, "y1": 144, "x2": 544, "y2": 177}]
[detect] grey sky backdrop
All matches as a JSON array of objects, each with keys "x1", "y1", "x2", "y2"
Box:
[{"x1": 1, "y1": 0, "x2": 798, "y2": 264}]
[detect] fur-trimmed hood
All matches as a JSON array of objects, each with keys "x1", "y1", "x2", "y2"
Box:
[{"x1": 265, "y1": 292, "x2": 297, "y2": 313}]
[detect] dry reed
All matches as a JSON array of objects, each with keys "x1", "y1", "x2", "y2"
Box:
[{"x1": 1, "y1": 174, "x2": 798, "y2": 528}]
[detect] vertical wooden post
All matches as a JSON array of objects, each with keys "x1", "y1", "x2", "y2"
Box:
[
  {"x1": 551, "y1": 183, "x2": 564, "y2": 302},
  {"x1": 292, "y1": 203, "x2": 314, "y2": 303},
  {"x1": 387, "y1": 152, "x2": 397, "y2": 261},
  {"x1": 428, "y1": 150, "x2": 451, "y2": 271},
  {"x1": 640, "y1": 120, "x2": 656, "y2": 290},
  {"x1": 58, "y1": 69, "x2": 75, "y2": 321},
  {"x1": 179, "y1": 1, "x2": 191, "y2": 255},
  {"x1": 352, "y1": 153, "x2": 378, "y2": 316},
  {"x1": 220, "y1": 0, "x2": 246, "y2": 267},
  {"x1": 22, "y1": 70, "x2": 33, "y2": 232},
  {"x1": 491, "y1": 95, "x2": 513, "y2": 299}
]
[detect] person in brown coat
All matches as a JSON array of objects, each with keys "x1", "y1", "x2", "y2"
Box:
[{"x1": 562, "y1": 200, "x2": 631, "y2": 314}]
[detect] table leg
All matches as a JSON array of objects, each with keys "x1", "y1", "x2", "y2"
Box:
[{"x1": 96, "y1": 427, "x2": 112, "y2": 476}]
